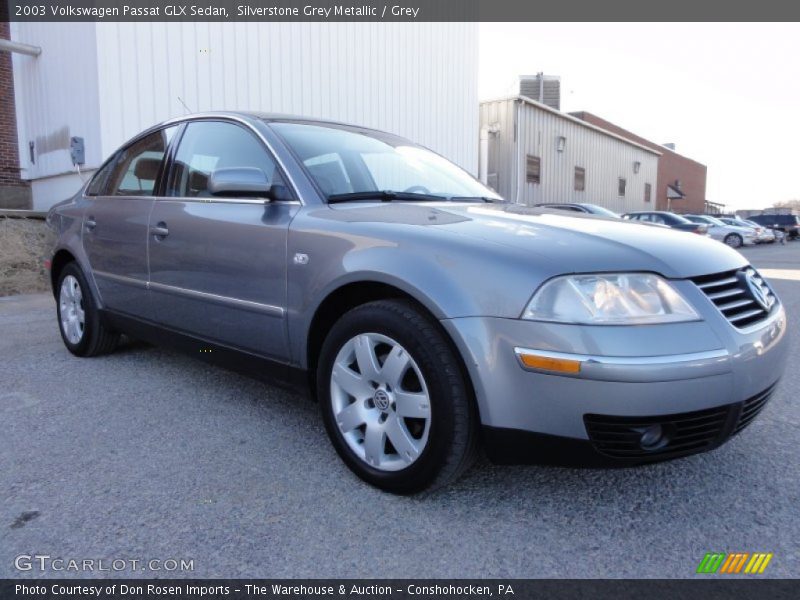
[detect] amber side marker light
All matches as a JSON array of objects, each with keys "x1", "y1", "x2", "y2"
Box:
[{"x1": 516, "y1": 351, "x2": 582, "y2": 374}]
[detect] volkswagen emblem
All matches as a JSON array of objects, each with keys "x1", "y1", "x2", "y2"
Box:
[
  {"x1": 745, "y1": 271, "x2": 773, "y2": 311},
  {"x1": 373, "y1": 389, "x2": 391, "y2": 411}
]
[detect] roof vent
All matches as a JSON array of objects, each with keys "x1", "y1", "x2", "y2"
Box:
[{"x1": 520, "y1": 73, "x2": 560, "y2": 110}]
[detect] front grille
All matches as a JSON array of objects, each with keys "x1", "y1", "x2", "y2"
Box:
[
  {"x1": 734, "y1": 383, "x2": 776, "y2": 434},
  {"x1": 690, "y1": 267, "x2": 776, "y2": 329},
  {"x1": 584, "y1": 405, "x2": 731, "y2": 459}
]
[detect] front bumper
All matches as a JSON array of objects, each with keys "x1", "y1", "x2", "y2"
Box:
[{"x1": 441, "y1": 295, "x2": 788, "y2": 465}]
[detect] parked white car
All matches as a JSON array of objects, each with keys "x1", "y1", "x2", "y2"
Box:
[
  {"x1": 684, "y1": 215, "x2": 757, "y2": 248},
  {"x1": 719, "y1": 217, "x2": 775, "y2": 244}
]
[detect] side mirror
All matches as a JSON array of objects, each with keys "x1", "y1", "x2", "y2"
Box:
[{"x1": 208, "y1": 167, "x2": 271, "y2": 199}]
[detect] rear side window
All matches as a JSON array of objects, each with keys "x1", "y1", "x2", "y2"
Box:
[{"x1": 106, "y1": 126, "x2": 177, "y2": 196}]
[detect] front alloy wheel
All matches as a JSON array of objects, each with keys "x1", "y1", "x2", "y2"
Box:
[
  {"x1": 318, "y1": 299, "x2": 478, "y2": 493},
  {"x1": 331, "y1": 333, "x2": 432, "y2": 471}
]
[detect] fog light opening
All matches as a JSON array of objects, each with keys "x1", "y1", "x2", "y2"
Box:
[{"x1": 637, "y1": 424, "x2": 669, "y2": 451}]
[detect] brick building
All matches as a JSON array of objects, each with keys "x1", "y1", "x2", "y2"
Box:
[
  {"x1": 570, "y1": 111, "x2": 707, "y2": 214},
  {"x1": 0, "y1": 22, "x2": 31, "y2": 209}
]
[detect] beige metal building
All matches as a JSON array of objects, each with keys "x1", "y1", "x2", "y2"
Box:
[{"x1": 479, "y1": 95, "x2": 660, "y2": 213}]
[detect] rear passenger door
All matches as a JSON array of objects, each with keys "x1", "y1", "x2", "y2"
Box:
[
  {"x1": 147, "y1": 120, "x2": 299, "y2": 360},
  {"x1": 82, "y1": 127, "x2": 176, "y2": 318}
]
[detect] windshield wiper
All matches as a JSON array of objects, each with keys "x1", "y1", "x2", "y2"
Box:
[{"x1": 327, "y1": 190, "x2": 446, "y2": 204}]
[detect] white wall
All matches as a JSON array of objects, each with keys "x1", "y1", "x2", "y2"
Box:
[
  {"x1": 12, "y1": 22, "x2": 479, "y2": 209},
  {"x1": 95, "y1": 22, "x2": 478, "y2": 170},
  {"x1": 11, "y1": 22, "x2": 103, "y2": 184}
]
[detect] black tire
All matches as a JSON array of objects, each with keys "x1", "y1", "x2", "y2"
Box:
[
  {"x1": 317, "y1": 299, "x2": 478, "y2": 494},
  {"x1": 55, "y1": 262, "x2": 119, "y2": 357},
  {"x1": 724, "y1": 233, "x2": 743, "y2": 248}
]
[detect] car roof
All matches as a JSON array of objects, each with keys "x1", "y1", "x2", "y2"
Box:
[
  {"x1": 158, "y1": 110, "x2": 378, "y2": 132},
  {"x1": 114, "y1": 111, "x2": 405, "y2": 159}
]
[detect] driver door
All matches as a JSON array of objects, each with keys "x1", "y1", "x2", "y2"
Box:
[{"x1": 147, "y1": 120, "x2": 299, "y2": 360}]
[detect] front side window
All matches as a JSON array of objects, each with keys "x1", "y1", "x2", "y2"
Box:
[
  {"x1": 271, "y1": 122, "x2": 501, "y2": 201},
  {"x1": 167, "y1": 121, "x2": 284, "y2": 198},
  {"x1": 106, "y1": 127, "x2": 177, "y2": 196}
]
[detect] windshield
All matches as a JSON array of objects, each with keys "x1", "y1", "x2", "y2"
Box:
[
  {"x1": 656, "y1": 213, "x2": 692, "y2": 224},
  {"x1": 271, "y1": 122, "x2": 502, "y2": 202},
  {"x1": 687, "y1": 215, "x2": 723, "y2": 226},
  {"x1": 583, "y1": 204, "x2": 620, "y2": 218}
]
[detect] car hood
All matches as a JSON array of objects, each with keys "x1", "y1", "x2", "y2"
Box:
[{"x1": 329, "y1": 202, "x2": 748, "y2": 279}]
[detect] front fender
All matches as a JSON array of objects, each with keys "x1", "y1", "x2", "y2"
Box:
[{"x1": 285, "y1": 208, "x2": 545, "y2": 367}]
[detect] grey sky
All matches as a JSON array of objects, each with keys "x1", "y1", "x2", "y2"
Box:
[{"x1": 479, "y1": 23, "x2": 800, "y2": 210}]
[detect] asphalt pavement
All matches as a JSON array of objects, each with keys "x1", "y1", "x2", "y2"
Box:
[{"x1": 2, "y1": 243, "x2": 798, "y2": 578}]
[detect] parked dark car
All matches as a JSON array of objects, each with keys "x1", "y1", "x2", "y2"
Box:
[
  {"x1": 535, "y1": 203, "x2": 620, "y2": 218},
  {"x1": 622, "y1": 211, "x2": 709, "y2": 235},
  {"x1": 747, "y1": 214, "x2": 800, "y2": 239}
]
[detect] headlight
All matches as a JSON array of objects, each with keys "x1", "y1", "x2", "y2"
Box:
[{"x1": 522, "y1": 273, "x2": 700, "y2": 325}]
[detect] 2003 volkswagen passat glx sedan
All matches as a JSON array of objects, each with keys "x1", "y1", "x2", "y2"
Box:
[{"x1": 46, "y1": 113, "x2": 788, "y2": 493}]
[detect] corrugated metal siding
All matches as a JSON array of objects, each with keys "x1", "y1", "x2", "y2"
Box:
[
  {"x1": 12, "y1": 22, "x2": 478, "y2": 207},
  {"x1": 480, "y1": 98, "x2": 658, "y2": 214},
  {"x1": 11, "y1": 22, "x2": 103, "y2": 181},
  {"x1": 94, "y1": 22, "x2": 478, "y2": 172}
]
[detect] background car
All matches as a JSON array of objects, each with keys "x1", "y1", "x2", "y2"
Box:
[
  {"x1": 747, "y1": 214, "x2": 800, "y2": 240},
  {"x1": 719, "y1": 217, "x2": 775, "y2": 243},
  {"x1": 683, "y1": 215, "x2": 756, "y2": 248},
  {"x1": 535, "y1": 203, "x2": 620, "y2": 218},
  {"x1": 622, "y1": 211, "x2": 709, "y2": 234}
]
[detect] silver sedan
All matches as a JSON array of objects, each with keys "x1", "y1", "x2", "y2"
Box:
[
  {"x1": 45, "y1": 112, "x2": 788, "y2": 492},
  {"x1": 684, "y1": 214, "x2": 757, "y2": 248}
]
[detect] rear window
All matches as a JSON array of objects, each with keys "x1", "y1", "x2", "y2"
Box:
[{"x1": 752, "y1": 215, "x2": 799, "y2": 225}]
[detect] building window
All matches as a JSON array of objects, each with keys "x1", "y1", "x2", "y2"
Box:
[
  {"x1": 574, "y1": 167, "x2": 585, "y2": 191},
  {"x1": 644, "y1": 183, "x2": 652, "y2": 203},
  {"x1": 618, "y1": 177, "x2": 626, "y2": 197},
  {"x1": 526, "y1": 155, "x2": 541, "y2": 184}
]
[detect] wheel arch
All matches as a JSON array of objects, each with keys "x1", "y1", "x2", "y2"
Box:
[
  {"x1": 304, "y1": 280, "x2": 478, "y2": 414},
  {"x1": 50, "y1": 249, "x2": 77, "y2": 297}
]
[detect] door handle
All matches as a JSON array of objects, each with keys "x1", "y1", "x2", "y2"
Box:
[
  {"x1": 85, "y1": 217, "x2": 97, "y2": 231},
  {"x1": 150, "y1": 222, "x2": 169, "y2": 238}
]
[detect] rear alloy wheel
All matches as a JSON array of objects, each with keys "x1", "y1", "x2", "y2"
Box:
[
  {"x1": 59, "y1": 275, "x2": 85, "y2": 346},
  {"x1": 56, "y1": 262, "x2": 119, "y2": 357},
  {"x1": 724, "y1": 233, "x2": 743, "y2": 248},
  {"x1": 318, "y1": 300, "x2": 477, "y2": 493}
]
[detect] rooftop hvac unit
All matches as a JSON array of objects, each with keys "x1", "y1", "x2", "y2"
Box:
[{"x1": 519, "y1": 74, "x2": 560, "y2": 110}]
